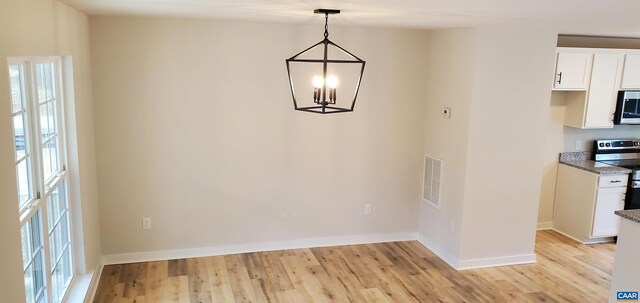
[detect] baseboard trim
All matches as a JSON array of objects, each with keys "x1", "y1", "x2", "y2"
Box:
[
  {"x1": 537, "y1": 221, "x2": 553, "y2": 230},
  {"x1": 416, "y1": 234, "x2": 537, "y2": 270},
  {"x1": 102, "y1": 232, "x2": 418, "y2": 265},
  {"x1": 550, "y1": 228, "x2": 584, "y2": 243},
  {"x1": 551, "y1": 228, "x2": 615, "y2": 244},
  {"x1": 416, "y1": 234, "x2": 459, "y2": 269},
  {"x1": 456, "y1": 253, "x2": 537, "y2": 270}
]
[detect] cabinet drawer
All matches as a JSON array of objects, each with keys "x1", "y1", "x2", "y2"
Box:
[{"x1": 598, "y1": 175, "x2": 628, "y2": 188}]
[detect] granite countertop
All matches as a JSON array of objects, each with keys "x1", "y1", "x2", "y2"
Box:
[
  {"x1": 615, "y1": 209, "x2": 640, "y2": 224},
  {"x1": 559, "y1": 152, "x2": 632, "y2": 175}
]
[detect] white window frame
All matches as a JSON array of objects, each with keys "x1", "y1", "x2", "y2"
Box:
[{"x1": 8, "y1": 56, "x2": 75, "y2": 303}]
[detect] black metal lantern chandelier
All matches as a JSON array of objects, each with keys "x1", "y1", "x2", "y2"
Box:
[{"x1": 285, "y1": 9, "x2": 366, "y2": 114}]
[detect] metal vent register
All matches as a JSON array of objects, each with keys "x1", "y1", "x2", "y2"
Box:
[{"x1": 423, "y1": 154, "x2": 443, "y2": 207}]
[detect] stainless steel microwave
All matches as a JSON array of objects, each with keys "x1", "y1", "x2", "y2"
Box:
[{"x1": 614, "y1": 91, "x2": 640, "y2": 125}]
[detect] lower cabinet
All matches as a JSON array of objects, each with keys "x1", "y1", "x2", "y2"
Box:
[
  {"x1": 592, "y1": 187, "x2": 626, "y2": 237},
  {"x1": 553, "y1": 163, "x2": 627, "y2": 243}
]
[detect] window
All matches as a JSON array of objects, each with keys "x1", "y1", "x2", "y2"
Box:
[{"x1": 8, "y1": 58, "x2": 73, "y2": 303}]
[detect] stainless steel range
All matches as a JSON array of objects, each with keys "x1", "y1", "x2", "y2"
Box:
[{"x1": 593, "y1": 139, "x2": 640, "y2": 210}]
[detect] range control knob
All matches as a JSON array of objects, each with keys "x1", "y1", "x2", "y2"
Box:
[
  {"x1": 599, "y1": 143, "x2": 605, "y2": 147},
  {"x1": 606, "y1": 142, "x2": 611, "y2": 147},
  {"x1": 635, "y1": 142, "x2": 639, "y2": 147}
]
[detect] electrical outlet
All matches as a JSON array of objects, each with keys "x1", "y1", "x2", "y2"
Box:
[
  {"x1": 142, "y1": 217, "x2": 152, "y2": 230},
  {"x1": 364, "y1": 204, "x2": 372, "y2": 215},
  {"x1": 449, "y1": 220, "x2": 455, "y2": 233},
  {"x1": 442, "y1": 107, "x2": 451, "y2": 118},
  {"x1": 575, "y1": 140, "x2": 582, "y2": 150}
]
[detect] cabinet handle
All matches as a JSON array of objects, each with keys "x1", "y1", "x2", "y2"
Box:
[
  {"x1": 557, "y1": 72, "x2": 562, "y2": 84},
  {"x1": 611, "y1": 180, "x2": 622, "y2": 183}
]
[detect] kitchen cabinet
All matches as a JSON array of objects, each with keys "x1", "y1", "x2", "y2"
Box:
[
  {"x1": 583, "y1": 53, "x2": 624, "y2": 128},
  {"x1": 563, "y1": 52, "x2": 624, "y2": 129},
  {"x1": 592, "y1": 187, "x2": 626, "y2": 236},
  {"x1": 621, "y1": 54, "x2": 640, "y2": 89},
  {"x1": 553, "y1": 164, "x2": 627, "y2": 243},
  {"x1": 553, "y1": 51, "x2": 591, "y2": 90}
]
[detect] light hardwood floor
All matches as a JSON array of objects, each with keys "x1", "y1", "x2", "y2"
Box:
[{"x1": 93, "y1": 230, "x2": 615, "y2": 302}]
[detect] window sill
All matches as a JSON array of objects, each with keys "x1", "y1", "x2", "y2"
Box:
[{"x1": 62, "y1": 270, "x2": 98, "y2": 303}]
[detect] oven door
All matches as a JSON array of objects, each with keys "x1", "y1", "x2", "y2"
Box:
[{"x1": 626, "y1": 180, "x2": 640, "y2": 209}]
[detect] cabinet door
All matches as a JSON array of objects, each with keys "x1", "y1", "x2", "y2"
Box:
[
  {"x1": 554, "y1": 52, "x2": 591, "y2": 90},
  {"x1": 621, "y1": 54, "x2": 640, "y2": 89},
  {"x1": 584, "y1": 53, "x2": 623, "y2": 128},
  {"x1": 592, "y1": 187, "x2": 625, "y2": 237}
]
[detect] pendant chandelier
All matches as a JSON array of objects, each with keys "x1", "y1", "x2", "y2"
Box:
[{"x1": 285, "y1": 9, "x2": 366, "y2": 114}]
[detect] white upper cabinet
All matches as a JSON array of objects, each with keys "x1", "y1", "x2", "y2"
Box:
[
  {"x1": 563, "y1": 51, "x2": 623, "y2": 129},
  {"x1": 583, "y1": 53, "x2": 624, "y2": 128},
  {"x1": 557, "y1": 48, "x2": 640, "y2": 129},
  {"x1": 553, "y1": 51, "x2": 591, "y2": 90},
  {"x1": 621, "y1": 54, "x2": 640, "y2": 89}
]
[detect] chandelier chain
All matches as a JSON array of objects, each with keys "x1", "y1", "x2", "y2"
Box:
[{"x1": 324, "y1": 13, "x2": 329, "y2": 38}]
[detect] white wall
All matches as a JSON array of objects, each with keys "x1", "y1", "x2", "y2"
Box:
[
  {"x1": 0, "y1": 0, "x2": 100, "y2": 302},
  {"x1": 419, "y1": 26, "x2": 558, "y2": 268},
  {"x1": 537, "y1": 93, "x2": 567, "y2": 227},
  {"x1": 90, "y1": 16, "x2": 430, "y2": 256},
  {"x1": 460, "y1": 26, "x2": 557, "y2": 262},
  {"x1": 418, "y1": 29, "x2": 476, "y2": 263}
]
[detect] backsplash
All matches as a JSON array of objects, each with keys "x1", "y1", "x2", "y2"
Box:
[
  {"x1": 559, "y1": 151, "x2": 591, "y2": 162},
  {"x1": 563, "y1": 125, "x2": 640, "y2": 152}
]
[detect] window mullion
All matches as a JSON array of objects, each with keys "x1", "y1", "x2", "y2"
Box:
[
  {"x1": 12, "y1": 108, "x2": 25, "y2": 116},
  {"x1": 24, "y1": 61, "x2": 42, "y2": 203},
  {"x1": 28, "y1": 60, "x2": 56, "y2": 303},
  {"x1": 44, "y1": 170, "x2": 65, "y2": 195},
  {"x1": 47, "y1": 207, "x2": 68, "y2": 238},
  {"x1": 16, "y1": 60, "x2": 39, "y2": 221},
  {"x1": 15, "y1": 154, "x2": 28, "y2": 166},
  {"x1": 54, "y1": 60, "x2": 67, "y2": 173},
  {"x1": 50, "y1": 241, "x2": 70, "y2": 272},
  {"x1": 19, "y1": 198, "x2": 44, "y2": 225}
]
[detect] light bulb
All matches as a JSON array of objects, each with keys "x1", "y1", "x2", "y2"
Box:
[
  {"x1": 327, "y1": 75, "x2": 339, "y2": 88},
  {"x1": 312, "y1": 75, "x2": 324, "y2": 88}
]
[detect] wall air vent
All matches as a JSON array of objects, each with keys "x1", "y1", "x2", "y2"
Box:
[{"x1": 422, "y1": 154, "x2": 443, "y2": 208}]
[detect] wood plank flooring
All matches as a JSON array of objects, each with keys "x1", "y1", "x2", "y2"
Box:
[{"x1": 93, "y1": 230, "x2": 616, "y2": 302}]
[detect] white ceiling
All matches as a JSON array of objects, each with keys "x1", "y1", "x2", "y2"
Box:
[{"x1": 60, "y1": 0, "x2": 640, "y2": 37}]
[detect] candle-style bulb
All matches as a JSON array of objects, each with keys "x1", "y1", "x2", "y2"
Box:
[
  {"x1": 327, "y1": 75, "x2": 338, "y2": 89},
  {"x1": 312, "y1": 75, "x2": 324, "y2": 88}
]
